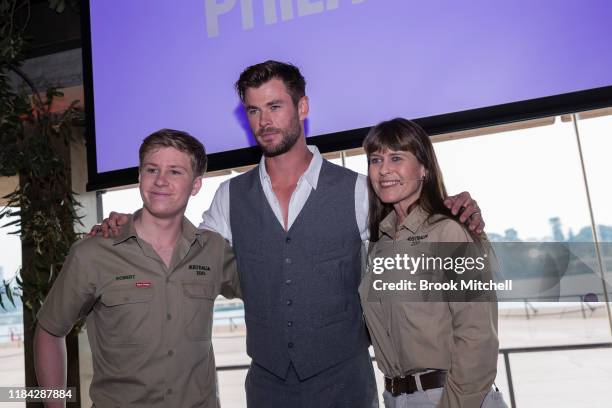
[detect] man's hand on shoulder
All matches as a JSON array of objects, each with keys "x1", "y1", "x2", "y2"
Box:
[
  {"x1": 444, "y1": 191, "x2": 484, "y2": 234},
  {"x1": 88, "y1": 211, "x2": 130, "y2": 238}
]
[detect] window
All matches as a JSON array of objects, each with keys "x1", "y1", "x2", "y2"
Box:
[{"x1": 0, "y1": 206, "x2": 25, "y2": 408}]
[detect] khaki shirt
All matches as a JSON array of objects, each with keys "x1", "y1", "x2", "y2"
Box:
[
  {"x1": 37, "y1": 212, "x2": 240, "y2": 408},
  {"x1": 359, "y1": 206, "x2": 498, "y2": 408}
]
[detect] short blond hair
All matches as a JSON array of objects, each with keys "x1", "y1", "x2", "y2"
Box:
[{"x1": 139, "y1": 129, "x2": 207, "y2": 176}]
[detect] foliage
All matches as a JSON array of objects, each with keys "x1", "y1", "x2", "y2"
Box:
[
  {"x1": 47, "y1": 0, "x2": 79, "y2": 14},
  {"x1": 0, "y1": 0, "x2": 84, "y2": 322}
]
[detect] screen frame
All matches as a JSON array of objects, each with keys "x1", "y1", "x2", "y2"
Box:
[{"x1": 81, "y1": 1, "x2": 612, "y2": 191}]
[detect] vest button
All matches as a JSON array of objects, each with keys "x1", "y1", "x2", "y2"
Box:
[
  {"x1": 285, "y1": 257, "x2": 292, "y2": 264},
  {"x1": 287, "y1": 321, "x2": 293, "y2": 327},
  {"x1": 288, "y1": 342, "x2": 294, "y2": 348},
  {"x1": 285, "y1": 279, "x2": 292, "y2": 285},
  {"x1": 286, "y1": 237, "x2": 291, "y2": 243},
  {"x1": 286, "y1": 299, "x2": 292, "y2": 306}
]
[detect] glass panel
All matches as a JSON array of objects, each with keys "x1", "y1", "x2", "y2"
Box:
[
  {"x1": 575, "y1": 110, "x2": 612, "y2": 338},
  {"x1": 430, "y1": 117, "x2": 610, "y2": 348},
  {"x1": 575, "y1": 112, "x2": 612, "y2": 242},
  {"x1": 217, "y1": 369, "x2": 248, "y2": 407},
  {"x1": 343, "y1": 151, "x2": 368, "y2": 176},
  {"x1": 0, "y1": 207, "x2": 25, "y2": 407},
  {"x1": 508, "y1": 348, "x2": 612, "y2": 407},
  {"x1": 100, "y1": 185, "x2": 142, "y2": 219},
  {"x1": 433, "y1": 118, "x2": 589, "y2": 243},
  {"x1": 185, "y1": 171, "x2": 244, "y2": 226}
]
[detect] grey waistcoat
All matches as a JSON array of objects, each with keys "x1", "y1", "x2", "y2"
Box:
[{"x1": 229, "y1": 159, "x2": 369, "y2": 379}]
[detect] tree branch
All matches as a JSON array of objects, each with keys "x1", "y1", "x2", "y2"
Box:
[{"x1": 7, "y1": 61, "x2": 45, "y2": 110}]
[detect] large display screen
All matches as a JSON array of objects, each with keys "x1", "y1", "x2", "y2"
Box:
[{"x1": 83, "y1": 0, "x2": 612, "y2": 189}]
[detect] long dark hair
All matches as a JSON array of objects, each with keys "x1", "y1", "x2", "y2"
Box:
[{"x1": 363, "y1": 118, "x2": 474, "y2": 242}]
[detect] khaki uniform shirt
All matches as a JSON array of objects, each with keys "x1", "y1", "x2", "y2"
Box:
[
  {"x1": 37, "y1": 213, "x2": 241, "y2": 408},
  {"x1": 359, "y1": 206, "x2": 498, "y2": 408}
]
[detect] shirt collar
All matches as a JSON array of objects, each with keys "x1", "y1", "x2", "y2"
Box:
[
  {"x1": 182, "y1": 217, "x2": 205, "y2": 247},
  {"x1": 379, "y1": 205, "x2": 431, "y2": 239},
  {"x1": 258, "y1": 145, "x2": 323, "y2": 190},
  {"x1": 112, "y1": 209, "x2": 204, "y2": 247}
]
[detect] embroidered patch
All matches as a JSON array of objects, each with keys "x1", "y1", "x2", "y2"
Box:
[
  {"x1": 407, "y1": 234, "x2": 428, "y2": 241},
  {"x1": 189, "y1": 264, "x2": 210, "y2": 271},
  {"x1": 189, "y1": 264, "x2": 210, "y2": 276},
  {"x1": 136, "y1": 281, "x2": 152, "y2": 288},
  {"x1": 407, "y1": 234, "x2": 428, "y2": 246}
]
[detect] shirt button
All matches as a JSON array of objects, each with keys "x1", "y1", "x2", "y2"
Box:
[
  {"x1": 166, "y1": 388, "x2": 173, "y2": 395},
  {"x1": 166, "y1": 313, "x2": 172, "y2": 320},
  {"x1": 285, "y1": 279, "x2": 292, "y2": 285},
  {"x1": 286, "y1": 299, "x2": 292, "y2": 306},
  {"x1": 168, "y1": 350, "x2": 174, "y2": 356},
  {"x1": 285, "y1": 257, "x2": 292, "y2": 264},
  {"x1": 288, "y1": 342, "x2": 294, "y2": 348},
  {"x1": 166, "y1": 277, "x2": 170, "y2": 283},
  {"x1": 287, "y1": 321, "x2": 293, "y2": 327}
]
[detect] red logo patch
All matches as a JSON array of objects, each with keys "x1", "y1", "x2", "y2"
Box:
[{"x1": 136, "y1": 281, "x2": 151, "y2": 288}]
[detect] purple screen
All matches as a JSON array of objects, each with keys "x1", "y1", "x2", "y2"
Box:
[{"x1": 89, "y1": 0, "x2": 612, "y2": 173}]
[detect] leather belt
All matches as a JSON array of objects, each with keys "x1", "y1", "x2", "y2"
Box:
[{"x1": 384, "y1": 371, "x2": 447, "y2": 397}]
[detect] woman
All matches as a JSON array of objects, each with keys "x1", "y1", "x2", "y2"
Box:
[{"x1": 358, "y1": 118, "x2": 505, "y2": 408}]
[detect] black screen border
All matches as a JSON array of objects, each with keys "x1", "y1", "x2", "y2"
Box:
[{"x1": 81, "y1": 2, "x2": 612, "y2": 191}]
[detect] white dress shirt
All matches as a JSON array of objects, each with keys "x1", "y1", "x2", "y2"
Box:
[{"x1": 199, "y1": 145, "x2": 369, "y2": 245}]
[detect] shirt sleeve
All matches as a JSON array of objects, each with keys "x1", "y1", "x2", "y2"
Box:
[
  {"x1": 437, "y1": 222, "x2": 499, "y2": 408},
  {"x1": 199, "y1": 180, "x2": 233, "y2": 245},
  {"x1": 219, "y1": 240, "x2": 241, "y2": 300},
  {"x1": 354, "y1": 173, "x2": 370, "y2": 242},
  {"x1": 36, "y1": 242, "x2": 98, "y2": 337}
]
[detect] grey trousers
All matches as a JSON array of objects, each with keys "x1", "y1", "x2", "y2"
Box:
[
  {"x1": 382, "y1": 388, "x2": 443, "y2": 408},
  {"x1": 382, "y1": 387, "x2": 508, "y2": 408},
  {"x1": 245, "y1": 350, "x2": 378, "y2": 408}
]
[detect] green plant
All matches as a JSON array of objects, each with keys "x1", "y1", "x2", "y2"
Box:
[{"x1": 0, "y1": 0, "x2": 84, "y2": 322}]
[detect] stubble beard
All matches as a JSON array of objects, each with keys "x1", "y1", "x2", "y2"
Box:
[{"x1": 258, "y1": 115, "x2": 302, "y2": 157}]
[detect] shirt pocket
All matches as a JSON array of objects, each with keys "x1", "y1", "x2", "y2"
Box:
[
  {"x1": 99, "y1": 287, "x2": 154, "y2": 346},
  {"x1": 182, "y1": 282, "x2": 216, "y2": 341}
]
